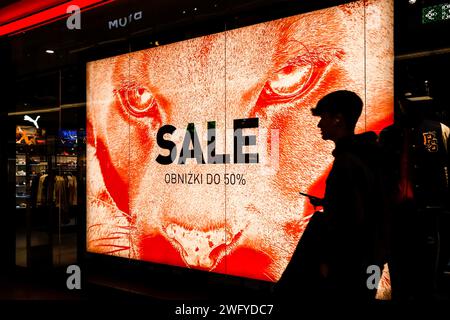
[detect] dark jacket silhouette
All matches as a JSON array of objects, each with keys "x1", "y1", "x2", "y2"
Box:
[
  {"x1": 322, "y1": 132, "x2": 389, "y2": 298},
  {"x1": 379, "y1": 116, "x2": 450, "y2": 301},
  {"x1": 276, "y1": 132, "x2": 389, "y2": 302}
]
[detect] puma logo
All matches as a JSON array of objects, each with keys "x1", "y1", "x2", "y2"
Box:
[{"x1": 24, "y1": 115, "x2": 40, "y2": 128}]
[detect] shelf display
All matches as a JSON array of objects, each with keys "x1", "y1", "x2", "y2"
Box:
[
  {"x1": 15, "y1": 152, "x2": 48, "y2": 209},
  {"x1": 14, "y1": 127, "x2": 83, "y2": 221},
  {"x1": 15, "y1": 154, "x2": 27, "y2": 209}
]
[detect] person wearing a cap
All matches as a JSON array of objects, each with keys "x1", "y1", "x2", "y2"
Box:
[{"x1": 305, "y1": 90, "x2": 390, "y2": 301}]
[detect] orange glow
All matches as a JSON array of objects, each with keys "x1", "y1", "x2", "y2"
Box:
[
  {"x1": 0, "y1": 0, "x2": 114, "y2": 37},
  {"x1": 87, "y1": 0, "x2": 394, "y2": 282}
]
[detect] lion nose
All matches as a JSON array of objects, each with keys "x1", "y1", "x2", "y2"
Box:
[{"x1": 165, "y1": 223, "x2": 233, "y2": 269}]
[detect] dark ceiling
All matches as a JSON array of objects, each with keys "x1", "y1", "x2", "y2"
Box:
[
  {"x1": 1, "y1": 0, "x2": 359, "y2": 112},
  {"x1": 4, "y1": 0, "x2": 360, "y2": 75},
  {"x1": 2, "y1": 0, "x2": 450, "y2": 75},
  {"x1": 1, "y1": 0, "x2": 450, "y2": 116}
]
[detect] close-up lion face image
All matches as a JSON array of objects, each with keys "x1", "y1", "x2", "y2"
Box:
[{"x1": 86, "y1": 0, "x2": 393, "y2": 282}]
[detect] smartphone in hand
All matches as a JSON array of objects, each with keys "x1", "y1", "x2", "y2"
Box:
[{"x1": 299, "y1": 192, "x2": 323, "y2": 207}]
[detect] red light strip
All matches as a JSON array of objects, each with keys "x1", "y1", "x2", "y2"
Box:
[
  {"x1": 0, "y1": 0, "x2": 115, "y2": 37},
  {"x1": 0, "y1": 1, "x2": 70, "y2": 26}
]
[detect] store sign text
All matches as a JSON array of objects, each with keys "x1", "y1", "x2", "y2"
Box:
[
  {"x1": 108, "y1": 11, "x2": 143, "y2": 30},
  {"x1": 156, "y1": 118, "x2": 260, "y2": 165}
]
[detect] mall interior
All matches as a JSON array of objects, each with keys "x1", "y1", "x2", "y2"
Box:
[{"x1": 0, "y1": 0, "x2": 450, "y2": 315}]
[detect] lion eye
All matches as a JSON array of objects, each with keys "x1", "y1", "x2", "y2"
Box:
[
  {"x1": 257, "y1": 46, "x2": 344, "y2": 106},
  {"x1": 267, "y1": 63, "x2": 314, "y2": 97},
  {"x1": 114, "y1": 83, "x2": 158, "y2": 118}
]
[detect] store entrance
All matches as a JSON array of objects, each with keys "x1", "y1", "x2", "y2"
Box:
[{"x1": 8, "y1": 69, "x2": 86, "y2": 271}]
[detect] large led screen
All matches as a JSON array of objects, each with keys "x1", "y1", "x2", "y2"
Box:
[{"x1": 87, "y1": 0, "x2": 393, "y2": 282}]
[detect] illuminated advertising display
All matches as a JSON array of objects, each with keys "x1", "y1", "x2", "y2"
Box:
[
  {"x1": 87, "y1": 0, "x2": 393, "y2": 282},
  {"x1": 16, "y1": 125, "x2": 46, "y2": 145}
]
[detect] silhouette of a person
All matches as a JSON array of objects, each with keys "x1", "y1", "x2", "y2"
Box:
[{"x1": 276, "y1": 90, "x2": 389, "y2": 303}]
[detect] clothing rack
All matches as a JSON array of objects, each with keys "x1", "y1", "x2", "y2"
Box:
[{"x1": 31, "y1": 171, "x2": 78, "y2": 209}]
